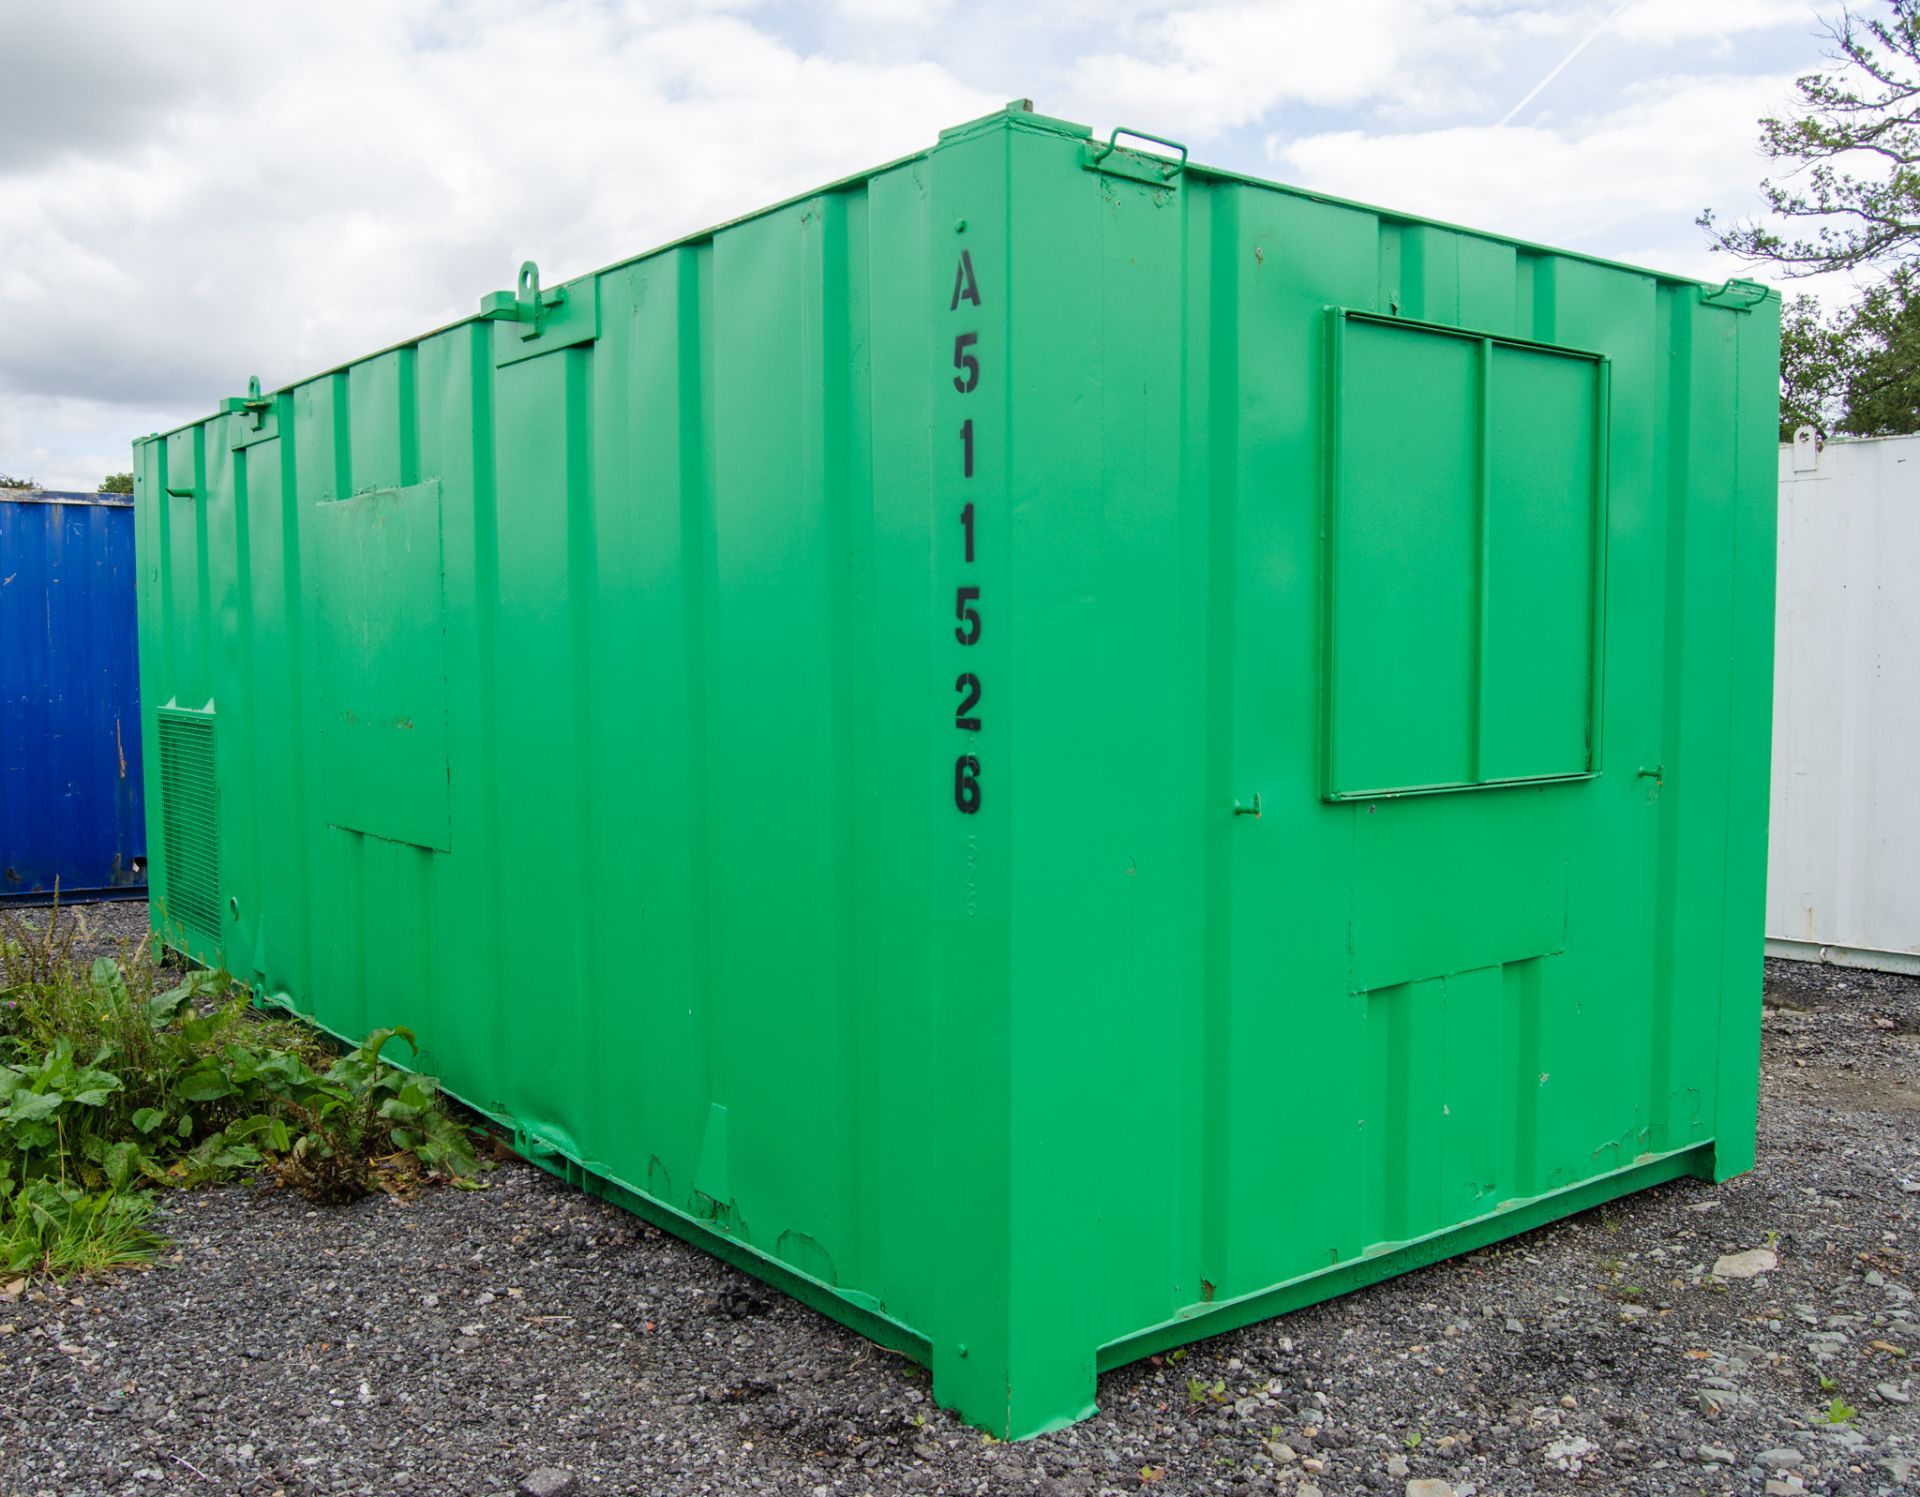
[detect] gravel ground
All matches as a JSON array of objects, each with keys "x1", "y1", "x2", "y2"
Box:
[{"x1": 3, "y1": 901, "x2": 1915, "y2": 1497}]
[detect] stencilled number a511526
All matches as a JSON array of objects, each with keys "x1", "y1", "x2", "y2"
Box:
[{"x1": 948, "y1": 245, "x2": 984, "y2": 815}]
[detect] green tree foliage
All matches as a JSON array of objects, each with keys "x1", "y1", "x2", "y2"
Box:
[
  {"x1": 1838, "y1": 267, "x2": 1920, "y2": 431},
  {"x1": 1702, "y1": 2, "x2": 1920, "y2": 437},
  {"x1": 1763, "y1": 268, "x2": 1920, "y2": 440},
  {"x1": 1780, "y1": 294, "x2": 1852, "y2": 437},
  {"x1": 99, "y1": 472, "x2": 134, "y2": 494}
]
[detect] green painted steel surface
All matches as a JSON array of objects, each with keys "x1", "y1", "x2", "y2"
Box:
[{"x1": 132, "y1": 103, "x2": 1780, "y2": 1439}]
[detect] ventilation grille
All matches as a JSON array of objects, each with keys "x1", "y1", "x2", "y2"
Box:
[{"x1": 157, "y1": 708, "x2": 220, "y2": 944}]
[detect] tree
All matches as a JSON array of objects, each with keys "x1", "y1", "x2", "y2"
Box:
[
  {"x1": 0, "y1": 473, "x2": 38, "y2": 490},
  {"x1": 1701, "y1": 2, "x2": 1920, "y2": 274},
  {"x1": 1837, "y1": 266, "x2": 1920, "y2": 431},
  {"x1": 99, "y1": 472, "x2": 134, "y2": 494},
  {"x1": 1775, "y1": 271, "x2": 1920, "y2": 439},
  {"x1": 1779, "y1": 294, "x2": 1852, "y2": 437},
  {"x1": 1701, "y1": 2, "x2": 1920, "y2": 437}
]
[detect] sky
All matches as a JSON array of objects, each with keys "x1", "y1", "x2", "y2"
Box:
[{"x1": 0, "y1": 0, "x2": 1868, "y2": 489}]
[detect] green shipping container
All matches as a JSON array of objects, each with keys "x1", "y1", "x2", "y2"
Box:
[{"x1": 133, "y1": 102, "x2": 1779, "y2": 1439}]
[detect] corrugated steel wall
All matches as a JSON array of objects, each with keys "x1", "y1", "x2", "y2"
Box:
[
  {"x1": 1768, "y1": 430, "x2": 1920, "y2": 972},
  {"x1": 0, "y1": 491, "x2": 146, "y2": 901}
]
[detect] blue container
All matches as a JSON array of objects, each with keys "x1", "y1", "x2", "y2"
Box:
[{"x1": 0, "y1": 491, "x2": 146, "y2": 901}]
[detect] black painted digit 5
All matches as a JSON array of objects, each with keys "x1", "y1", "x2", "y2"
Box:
[
  {"x1": 954, "y1": 586, "x2": 981, "y2": 645},
  {"x1": 955, "y1": 673, "x2": 982, "y2": 731},
  {"x1": 954, "y1": 754, "x2": 981, "y2": 814},
  {"x1": 952, "y1": 333, "x2": 979, "y2": 393}
]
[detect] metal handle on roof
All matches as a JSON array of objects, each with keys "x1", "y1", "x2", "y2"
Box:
[
  {"x1": 1701, "y1": 278, "x2": 1768, "y2": 311},
  {"x1": 1090, "y1": 127, "x2": 1188, "y2": 170},
  {"x1": 1083, "y1": 127, "x2": 1188, "y2": 187}
]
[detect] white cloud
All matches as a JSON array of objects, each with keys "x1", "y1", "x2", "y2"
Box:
[
  {"x1": 832, "y1": 0, "x2": 955, "y2": 21},
  {"x1": 0, "y1": 0, "x2": 994, "y2": 486},
  {"x1": 1613, "y1": 0, "x2": 1818, "y2": 44},
  {"x1": 1063, "y1": 0, "x2": 1467, "y2": 136},
  {"x1": 1054, "y1": 0, "x2": 1815, "y2": 142},
  {"x1": 0, "y1": 2, "x2": 1852, "y2": 485},
  {"x1": 1269, "y1": 71, "x2": 1802, "y2": 277},
  {"x1": 0, "y1": 395, "x2": 183, "y2": 490}
]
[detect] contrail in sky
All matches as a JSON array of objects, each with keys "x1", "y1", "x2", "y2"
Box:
[{"x1": 1497, "y1": 0, "x2": 1636, "y2": 126}]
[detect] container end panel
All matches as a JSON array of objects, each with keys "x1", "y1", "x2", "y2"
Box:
[{"x1": 994, "y1": 142, "x2": 1777, "y2": 1372}]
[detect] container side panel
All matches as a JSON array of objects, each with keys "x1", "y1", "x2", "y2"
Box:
[
  {"x1": 701, "y1": 196, "x2": 870, "y2": 1270},
  {"x1": 846, "y1": 160, "x2": 950, "y2": 1330},
  {"x1": 611, "y1": 248, "x2": 719, "y2": 1207},
  {"x1": 239, "y1": 425, "x2": 313, "y2": 997},
  {"x1": 575, "y1": 260, "x2": 657, "y2": 1193},
  {"x1": 2, "y1": 504, "x2": 54, "y2": 897},
  {"x1": 1648, "y1": 290, "x2": 1739, "y2": 1160},
  {"x1": 204, "y1": 434, "x2": 256, "y2": 972},
  {"x1": 1710, "y1": 294, "x2": 1781, "y2": 1175},
  {"x1": 411, "y1": 325, "x2": 498, "y2": 1118},
  {"x1": 168, "y1": 431, "x2": 214, "y2": 711},
  {"x1": 1197, "y1": 182, "x2": 1378, "y2": 1298},
  {"x1": 489, "y1": 348, "x2": 593, "y2": 1150},
  {"x1": 105, "y1": 504, "x2": 148, "y2": 884},
  {"x1": 1766, "y1": 435, "x2": 1920, "y2": 966},
  {"x1": 357, "y1": 349, "x2": 448, "y2": 1080},
  {"x1": 135, "y1": 144, "x2": 1005, "y2": 1423},
  {"x1": 1537, "y1": 264, "x2": 1664, "y2": 1168},
  {"x1": 0, "y1": 496, "x2": 146, "y2": 901},
  {"x1": 134, "y1": 448, "x2": 168, "y2": 916},
  {"x1": 296, "y1": 379, "x2": 357, "y2": 1009}
]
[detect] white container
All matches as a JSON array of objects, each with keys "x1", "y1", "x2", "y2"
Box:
[{"x1": 1768, "y1": 428, "x2": 1920, "y2": 974}]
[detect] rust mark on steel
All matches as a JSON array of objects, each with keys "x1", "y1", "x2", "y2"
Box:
[{"x1": 116, "y1": 717, "x2": 127, "y2": 779}]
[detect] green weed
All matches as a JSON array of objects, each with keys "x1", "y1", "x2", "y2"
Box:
[{"x1": 0, "y1": 902, "x2": 489, "y2": 1278}]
